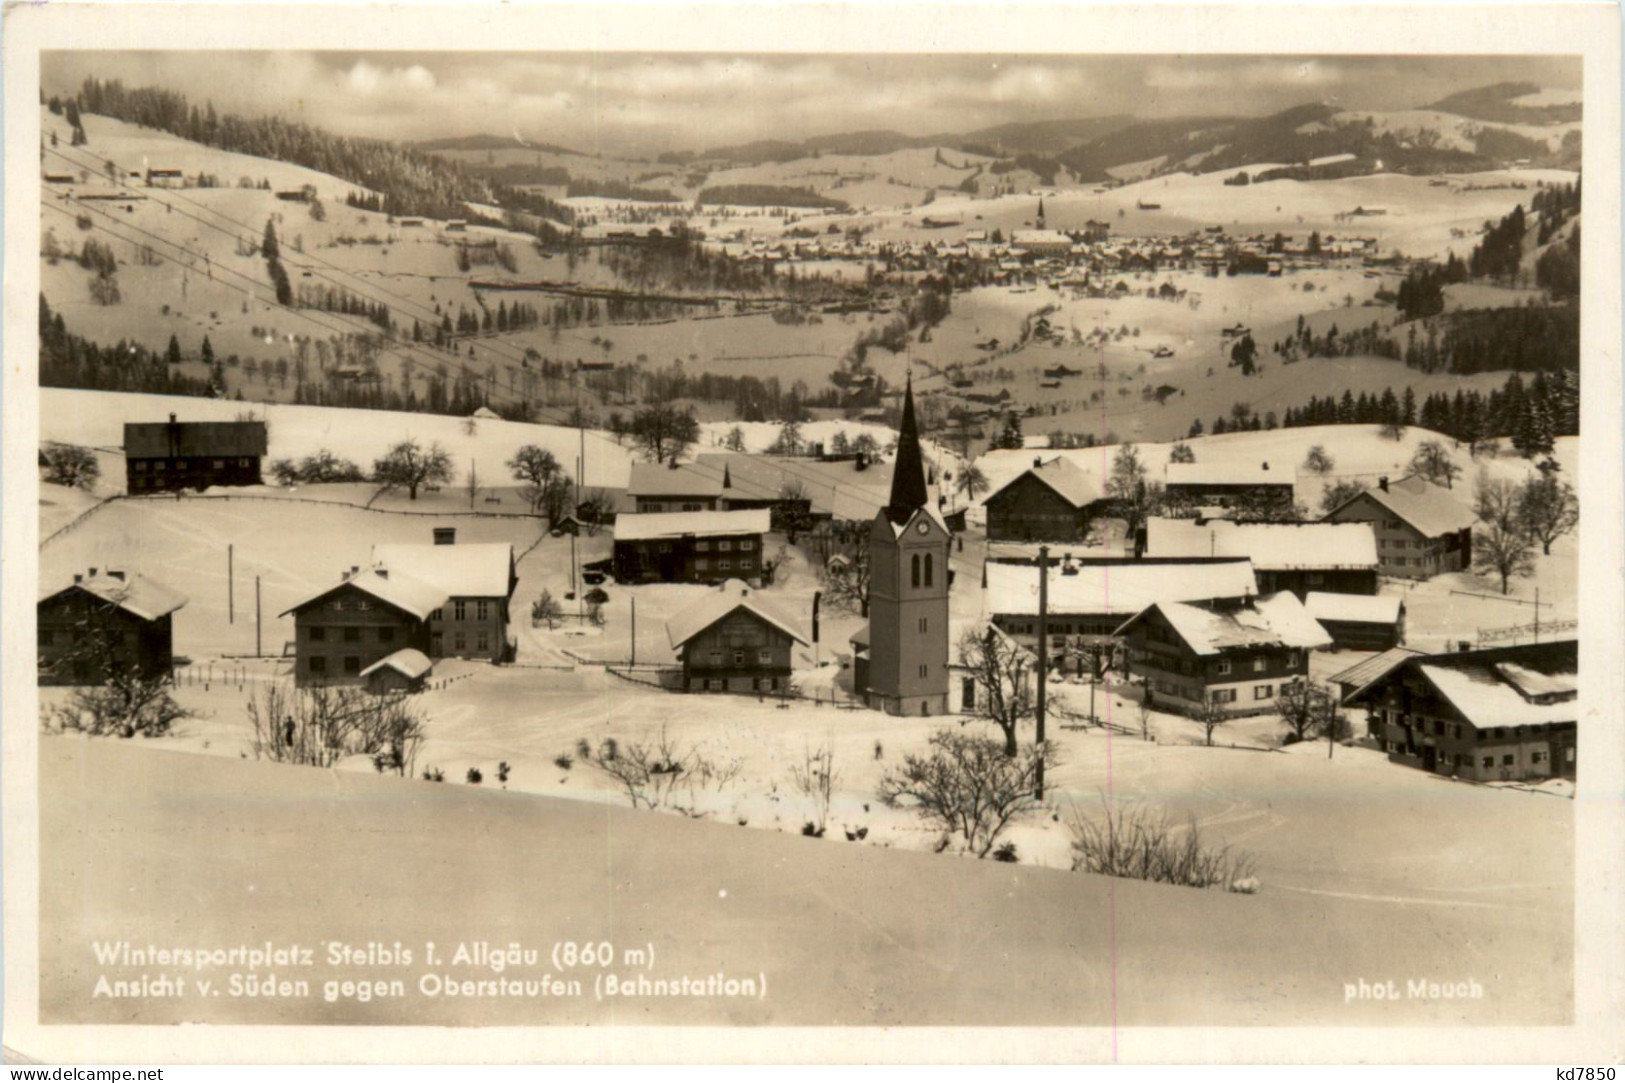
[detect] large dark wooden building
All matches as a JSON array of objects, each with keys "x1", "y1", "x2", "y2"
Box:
[
  {"x1": 983, "y1": 456, "x2": 1104, "y2": 543},
  {"x1": 37, "y1": 568, "x2": 188, "y2": 685},
  {"x1": 124, "y1": 413, "x2": 268, "y2": 494},
  {"x1": 1322, "y1": 474, "x2": 1476, "y2": 579},
  {"x1": 665, "y1": 582, "x2": 808, "y2": 693},
  {"x1": 612, "y1": 509, "x2": 770, "y2": 585},
  {"x1": 280, "y1": 568, "x2": 446, "y2": 686},
  {"x1": 1114, "y1": 592, "x2": 1332, "y2": 717},
  {"x1": 1342, "y1": 640, "x2": 1577, "y2": 781}
]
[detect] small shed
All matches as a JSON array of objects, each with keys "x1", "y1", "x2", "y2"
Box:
[
  {"x1": 360, "y1": 648, "x2": 433, "y2": 694},
  {"x1": 1305, "y1": 592, "x2": 1406, "y2": 651}
]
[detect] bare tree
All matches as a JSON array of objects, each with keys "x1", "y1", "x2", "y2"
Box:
[
  {"x1": 1319, "y1": 478, "x2": 1366, "y2": 516},
  {"x1": 579, "y1": 726, "x2": 741, "y2": 815},
  {"x1": 507, "y1": 444, "x2": 560, "y2": 514},
  {"x1": 820, "y1": 528, "x2": 871, "y2": 616},
  {"x1": 1194, "y1": 697, "x2": 1229, "y2": 747},
  {"x1": 245, "y1": 682, "x2": 426, "y2": 776},
  {"x1": 1409, "y1": 440, "x2": 1462, "y2": 489},
  {"x1": 45, "y1": 658, "x2": 192, "y2": 739},
  {"x1": 1303, "y1": 445, "x2": 1334, "y2": 475},
  {"x1": 877, "y1": 729, "x2": 1052, "y2": 857},
  {"x1": 1473, "y1": 475, "x2": 1536, "y2": 594},
  {"x1": 41, "y1": 442, "x2": 100, "y2": 491},
  {"x1": 532, "y1": 589, "x2": 563, "y2": 630},
  {"x1": 956, "y1": 626, "x2": 1034, "y2": 757},
  {"x1": 954, "y1": 462, "x2": 989, "y2": 507},
  {"x1": 1517, "y1": 475, "x2": 1579, "y2": 556},
  {"x1": 373, "y1": 438, "x2": 454, "y2": 500},
  {"x1": 1106, "y1": 443, "x2": 1162, "y2": 535},
  {"x1": 1275, "y1": 678, "x2": 1337, "y2": 744}
]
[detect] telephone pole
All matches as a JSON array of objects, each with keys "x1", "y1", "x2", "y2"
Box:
[
  {"x1": 255, "y1": 575, "x2": 262, "y2": 657},
  {"x1": 228, "y1": 544, "x2": 234, "y2": 624},
  {"x1": 630, "y1": 596, "x2": 637, "y2": 667},
  {"x1": 1036, "y1": 545, "x2": 1049, "y2": 799}
]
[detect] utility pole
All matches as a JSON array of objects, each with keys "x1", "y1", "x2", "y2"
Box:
[
  {"x1": 630, "y1": 596, "x2": 637, "y2": 667},
  {"x1": 255, "y1": 575, "x2": 262, "y2": 658},
  {"x1": 228, "y1": 544, "x2": 234, "y2": 624},
  {"x1": 1036, "y1": 545, "x2": 1049, "y2": 800}
]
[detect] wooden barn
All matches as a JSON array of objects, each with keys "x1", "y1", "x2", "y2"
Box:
[
  {"x1": 665, "y1": 581, "x2": 808, "y2": 694},
  {"x1": 37, "y1": 569, "x2": 188, "y2": 686},
  {"x1": 1305, "y1": 592, "x2": 1406, "y2": 650},
  {"x1": 124, "y1": 413, "x2": 268, "y2": 494}
]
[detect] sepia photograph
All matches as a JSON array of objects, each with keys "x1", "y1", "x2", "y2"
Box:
[{"x1": 3, "y1": 1, "x2": 1621, "y2": 1066}]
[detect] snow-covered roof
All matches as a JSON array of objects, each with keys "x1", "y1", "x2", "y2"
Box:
[
  {"x1": 985, "y1": 560, "x2": 1257, "y2": 618},
  {"x1": 987, "y1": 456, "x2": 1102, "y2": 510},
  {"x1": 1335, "y1": 474, "x2": 1477, "y2": 538},
  {"x1": 1011, "y1": 230, "x2": 1072, "y2": 247},
  {"x1": 1116, "y1": 592, "x2": 1331, "y2": 655},
  {"x1": 628, "y1": 462, "x2": 727, "y2": 499},
  {"x1": 359, "y1": 648, "x2": 433, "y2": 680},
  {"x1": 1304, "y1": 591, "x2": 1403, "y2": 625},
  {"x1": 1417, "y1": 663, "x2": 1578, "y2": 728},
  {"x1": 371, "y1": 543, "x2": 515, "y2": 599},
  {"x1": 878, "y1": 503, "x2": 950, "y2": 539},
  {"x1": 43, "y1": 572, "x2": 189, "y2": 622},
  {"x1": 613, "y1": 508, "x2": 771, "y2": 542},
  {"x1": 1144, "y1": 517, "x2": 1378, "y2": 570},
  {"x1": 1492, "y1": 661, "x2": 1578, "y2": 701},
  {"x1": 470, "y1": 406, "x2": 502, "y2": 420},
  {"x1": 279, "y1": 567, "x2": 448, "y2": 622},
  {"x1": 1164, "y1": 461, "x2": 1290, "y2": 488},
  {"x1": 665, "y1": 581, "x2": 809, "y2": 649}
]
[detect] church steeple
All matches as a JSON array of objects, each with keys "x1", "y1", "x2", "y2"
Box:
[
  {"x1": 1036, "y1": 196, "x2": 1046, "y2": 229},
  {"x1": 887, "y1": 374, "x2": 928, "y2": 523}
]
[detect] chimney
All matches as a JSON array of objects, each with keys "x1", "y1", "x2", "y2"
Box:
[
  {"x1": 73, "y1": 574, "x2": 82, "y2": 584},
  {"x1": 1378, "y1": 476, "x2": 1389, "y2": 493},
  {"x1": 1261, "y1": 461, "x2": 1269, "y2": 471},
  {"x1": 376, "y1": 568, "x2": 388, "y2": 579},
  {"x1": 433, "y1": 527, "x2": 456, "y2": 545},
  {"x1": 1034, "y1": 456, "x2": 1043, "y2": 469},
  {"x1": 89, "y1": 567, "x2": 98, "y2": 578},
  {"x1": 169, "y1": 413, "x2": 177, "y2": 423},
  {"x1": 107, "y1": 570, "x2": 125, "y2": 582}
]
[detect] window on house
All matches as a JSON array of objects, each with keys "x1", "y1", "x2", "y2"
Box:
[
  {"x1": 697, "y1": 541, "x2": 710, "y2": 552},
  {"x1": 707, "y1": 679, "x2": 723, "y2": 691},
  {"x1": 1502, "y1": 754, "x2": 1515, "y2": 766},
  {"x1": 734, "y1": 650, "x2": 745, "y2": 665},
  {"x1": 1252, "y1": 657, "x2": 1266, "y2": 673},
  {"x1": 719, "y1": 540, "x2": 733, "y2": 552},
  {"x1": 718, "y1": 559, "x2": 731, "y2": 571},
  {"x1": 476, "y1": 601, "x2": 489, "y2": 621},
  {"x1": 1532, "y1": 750, "x2": 1546, "y2": 764},
  {"x1": 758, "y1": 649, "x2": 772, "y2": 665},
  {"x1": 430, "y1": 609, "x2": 443, "y2": 622},
  {"x1": 213, "y1": 460, "x2": 225, "y2": 470},
  {"x1": 343, "y1": 656, "x2": 360, "y2": 675},
  {"x1": 696, "y1": 559, "x2": 709, "y2": 571},
  {"x1": 1307, "y1": 573, "x2": 1324, "y2": 586},
  {"x1": 1212, "y1": 689, "x2": 1237, "y2": 704},
  {"x1": 919, "y1": 664, "x2": 928, "y2": 679},
  {"x1": 1254, "y1": 684, "x2": 1273, "y2": 700},
  {"x1": 682, "y1": 503, "x2": 702, "y2": 512},
  {"x1": 309, "y1": 626, "x2": 326, "y2": 642},
  {"x1": 740, "y1": 540, "x2": 755, "y2": 551},
  {"x1": 919, "y1": 617, "x2": 928, "y2": 634},
  {"x1": 708, "y1": 650, "x2": 722, "y2": 665},
  {"x1": 343, "y1": 626, "x2": 361, "y2": 643},
  {"x1": 1481, "y1": 756, "x2": 1494, "y2": 768},
  {"x1": 478, "y1": 632, "x2": 489, "y2": 652},
  {"x1": 1215, "y1": 660, "x2": 1231, "y2": 676},
  {"x1": 454, "y1": 632, "x2": 466, "y2": 651},
  {"x1": 454, "y1": 601, "x2": 467, "y2": 621},
  {"x1": 378, "y1": 627, "x2": 394, "y2": 644},
  {"x1": 1567, "y1": 748, "x2": 1576, "y2": 763},
  {"x1": 309, "y1": 656, "x2": 327, "y2": 676}
]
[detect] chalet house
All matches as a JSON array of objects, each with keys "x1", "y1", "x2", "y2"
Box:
[
  {"x1": 43, "y1": 173, "x2": 76, "y2": 185},
  {"x1": 983, "y1": 456, "x2": 1106, "y2": 543},
  {"x1": 372, "y1": 530, "x2": 518, "y2": 663},
  {"x1": 280, "y1": 567, "x2": 446, "y2": 687},
  {"x1": 1322, "y1": 474, "x2": 1476, "y2": 579},
  {"x1": 695, "y1": 452, "x2": 898, "y2": 526},
  {"x1": 1011, "y1": 230, "x2": 1073, "y2": 257},
  {"x1": 1328, "y1": 647, "x2": 1425, "y2": 735},
  {"x1": 612, "y1": 509, "x2": 770, "y2": 585},
  {"x1": 1342, "y1": 640, "x2": 1577, "y2": 781},
  {"x1": 38, "y1": 568, "x2": 187, "y2": 685},
  {"x1": 1141, "y1": 517, "x2": 1379, "y2": 598},
  {"x1": 627, "y1": 461, "x2": 729, "y2": 513},
  {"x1": 124, "y1": 413, "x2": 268, "y2": 495},
  {"x1": 985, "y1": 558, "x2": 1257, "y2": 672},
  {"x1": 1304, "y1": 591, "x2": 1406, "y2": 651},
  {"x1": 665, "y1": 580, "x2": 808, "y2": 694},
  {"x1": 1164, "y1": 460, "x2": 1294, "y2": 508},
  {"x1": 1114, "y1": 592, "x2": 1332, "y2": 717},
  {"x1": 145, "y1": 168, "x2": 185, "y2": 188}
]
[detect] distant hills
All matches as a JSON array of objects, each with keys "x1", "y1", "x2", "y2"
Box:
[{"x1": 417, "y1": 82, "x2": 1582, "y2": 188}]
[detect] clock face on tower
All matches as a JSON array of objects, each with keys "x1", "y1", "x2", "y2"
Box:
[{"x1": 916, "y1": 521, "x2": 930, "y2": 535}]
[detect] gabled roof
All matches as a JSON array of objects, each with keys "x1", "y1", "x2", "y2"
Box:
[
  {"x1": 614, "y1": 508, "x2": 771, "y2": 542},
  {"x1": 1144, "y1": 517, "x2": 1378, "y2": 570},
  {"x1": 985, "y1": 456, "x2": 1101, "y2": 510},
  {"x1": 1114, "y1": 592, "x2": 1331, "y2": 655},
  {"x1": 628, "y1": 461, "x2": 727, "y2": 499},
  {"x1": 1304, "y1": 591, "x2": 1403, "y2": 625},
  {"x1": 985, "y1": 559, "x2": 1257, "y2": 618},
  {"x1": 279, "y1": 567, "x2": 448, "y2": 622},
  {"x1": 123, "y1": 419, "x2": 268, "y2": 458},
  {"x1": 665, "y1": 582, "x2": 809, "y2": 649},
  {"x1": 1325, "y1": 474, "x2": 1477, "y2": 538},
  {"x1": 1416, "y1": 663, "x2": 1578, "y2": 728},
  {"x1": 360, "y1": 648, "x2": 433, "y2": 680},
  {"x1": 41, "y1": 572, "x2": 189, "y2": 622},
  {"x1": 1329, "y1": 646, "x2": 1427, "y2": 697},
  {"x1": 371, "y1": 543, "x2": 515, "y2": 599}
]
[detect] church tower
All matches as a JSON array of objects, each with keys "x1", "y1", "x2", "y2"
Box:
[
  {"x1": 1036, "y1": 196, "x2": 1046, "y2": 230},
  {"x1": 862, "y1": 375, "x2": 950, "y2": 716}
]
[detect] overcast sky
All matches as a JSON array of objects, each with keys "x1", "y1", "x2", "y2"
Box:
[{"x1": 42, "y1": 52, "x2": 1580, "y2": 156}]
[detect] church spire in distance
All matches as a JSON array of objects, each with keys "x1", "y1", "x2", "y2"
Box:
[{"x1": 886, "y1": 372, "x2": 928, "y2": 523}]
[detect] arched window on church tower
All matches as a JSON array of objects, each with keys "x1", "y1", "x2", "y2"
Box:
[
  {"x1": 924, "y1": 553, "x2": 933, "y2": 588},
  {"x1": 911, "y1": 553, "x2": 921, "y2": 589}
]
